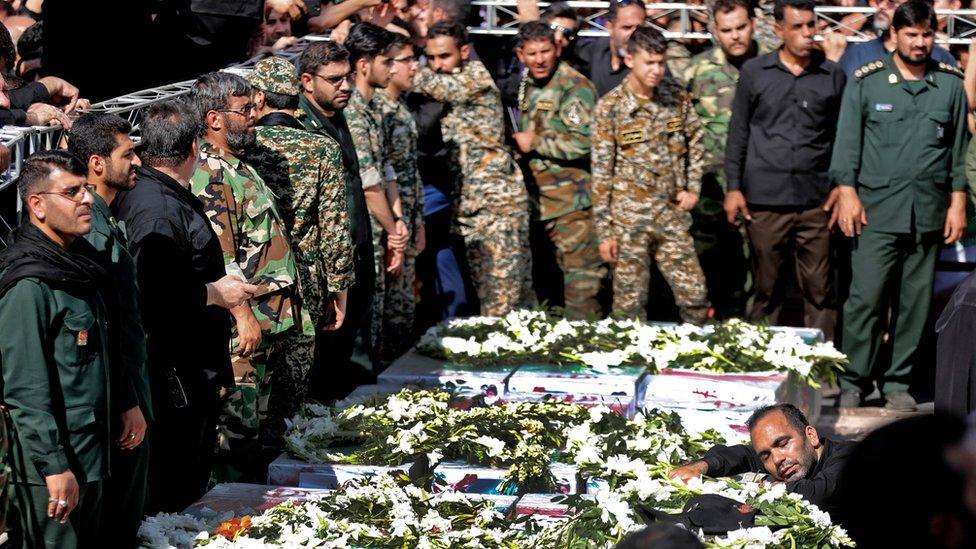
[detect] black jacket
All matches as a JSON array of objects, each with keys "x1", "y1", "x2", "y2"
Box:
[
  {"x1": 701, "y1": 437, "x2": 853, "y2": 511},
  {"x1": 0, "y1": 82, "x2": 50, "y2": 126},
  {"x1": 113, "y1": 166, "x2": 232, "y2": 405},
  {"x1": 936, "y1": 269, "x2": 976, "y2": 416}
]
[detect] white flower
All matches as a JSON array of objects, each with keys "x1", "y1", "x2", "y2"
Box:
[
  {"x1": 578, "y1": 350, "x2": 631, "y2": 372},
  {"x1": 471, "y1": 435, "x2": 507, "y2": 458}
]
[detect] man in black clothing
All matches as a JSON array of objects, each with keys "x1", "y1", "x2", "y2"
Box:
[
  {"x1": 669, "y1": 404, "x2": 853, "y2": 510},
  {"x1": 935, "y1": 268, "x2": 976, "y2": 416},
  {"x1": 572, "y1": 0, "x2": 646, "y2": 96},
  {"x1": 113, "y1": 101, "x2": 257, "y2": 513},
  {"x1": 296, "y1": 41, "x2": 377, "y2": 403}
]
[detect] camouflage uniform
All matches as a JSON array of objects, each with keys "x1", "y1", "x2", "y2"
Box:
[
  {"x1": 681, "y1": 44, "x2": 758, "y2": 318},
  {"x1": 516, "y1": 61, "x2": 605, "y2": 318},
  {"x1": 191, "y1": 139, "x2": 313, "y2": 476},
  {"x1": 413, "y1": 61, "x2": 535, "y2": 316},
  {"x1": 591, "y1": 77, "x2": 710, "y2": 324},
  {"x1": 346, "y1": 88, "x2": 396, "y2": 359},
  {"x1": 375, "y1": 88, "x2": 423, "y2": 359}
]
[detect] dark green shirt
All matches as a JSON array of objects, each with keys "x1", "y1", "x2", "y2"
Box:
[{"x1": 829, "y1": 54, "x2": 969, "y2": 234}]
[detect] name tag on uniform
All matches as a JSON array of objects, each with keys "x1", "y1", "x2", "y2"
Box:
[
  {"x1": 665, "y1": 117, "x2": 683, "y2": 133},
  {"x1": 874, "y1": 103, "x2": 894, "y2": 112},
  {"x1": 536, "y1": 100, "x2": 554, "y2": 111},
  {"x1": 938, "y1": 125, "x2": 945, "y2": 139},
  {"x1": 77, "y1": 330, "x2": 88, "y2": 347},
  {"x1": 619, "y1": 129, "x2": 647, "y2": 145}
]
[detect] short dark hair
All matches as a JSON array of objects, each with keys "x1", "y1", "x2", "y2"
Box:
[
  {"x1": 140, "y1": 100, "x2": 201, "y2": 168},
  {"x1": 430, "y1": 0, "x2": 470, "y2": 24},
  {"x1": 0, "y1": 24, "x2": 15, "y2": 72},
  {"x1": 67, "y1": 113, "x2": 132, "y2": 168},
  {"x1": 189, "y1": 71, "x2": 251, "y2": 123},
  {"x1": 614, "y1": 524, "x2": 705, "y2": 549},
  {"x1": 388, "y1": 32, "x2": 413, "y2": 52},
  {"x1": 713, "y1": 0, "x2": 753, "y2": 20},
  {"x1": 773, "y1": 0, "x2": 815, "y2": 22},
  {"x1": 542, "y1": 2, "x2": 580, "y2": 25},
  {"x1": 17, "y1": 150, "x2": 86, "y2": 204},
  {"x1": 892, "y1": 0, "x2": 938, "y2": 31},
  {"x1": 608, "y1": 0, "x2": 646, "y2": 23},
  {"x1": 345, "y1": 22, "x2": 396, "y2": 67},
  {"x1": 627, "y1": 25, "x2": 667, "y2": 55},
  {"x1": 298, "y1": 41, "x2": 350, "y2": 76},
  {"x1": 515, "y1": 21, "x2": 556, "y2": 48},
  {"x1": 746, "y1": 404, "x2": 810, "y2": 434},
  {"x1": 263, "y1": 90, "x2": 299, "y2": 109},
  {"x1": 428, "y1": 21, "x2": 468, "y2": 48}
]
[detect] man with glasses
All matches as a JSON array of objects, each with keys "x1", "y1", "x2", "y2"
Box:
[
  {"x1": 297, "y1": 41, "x2": 377, "y2": 404},
  {"x1": 244, "y1": 57, "x2": 355, "y2": 428},
  {"x1": 541, "y1": 2, "x2": 582, "y2": 64},
  {"x1": 0, "y1": 151, "x2": 111, "y2": 547},
  {"x1": 574, "y1": 0, "x2": 647, "y2": 96},
  {"x1": 189, "y1": 72, "x2": 312, "y2": 483},
  {"x1": 344, "y1": 23, "x2": 410, "y2": 364}
]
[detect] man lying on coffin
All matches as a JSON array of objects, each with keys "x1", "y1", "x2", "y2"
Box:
[{"x1": 668, "y1": 403, "x2": 853, "y2": 512}]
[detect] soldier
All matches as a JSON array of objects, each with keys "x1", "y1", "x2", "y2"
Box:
[
  {"x1": 66, "y1": 113, "x2": 151, "y2": 546},
  {"x1": 414, "y1": 22, "x2": 535, "y2": 317},
  {"x1": 681, "y1": 0, "x2": 760, "y2": 319},
  {"x1": 189, "y1": 72, "x2": 313, "y2": 481},
  {"x1": 376, "y1": 34, "x2": 425, "y2": 359},
  {"x1": 0, "y1": 151, "x2": 110, "y2": 548},
  {"x1": 830, "y1": 1, "x2": 968, "y2": 410},
  {"x1": 344, "y1": 23, "x2": 409, "y2": 362},
  {"x1": 245, "y1": 58, "x2": 355, "y2": 430},
  {"x1": 511, "y1": 21, "x2": 605, "y2": 319},
  {"x1": 573, "y1": 0, "x2": 646, "y2": 97},
  {"x1": 592, "y1": 27, "x2": 710, "y2": 324}
]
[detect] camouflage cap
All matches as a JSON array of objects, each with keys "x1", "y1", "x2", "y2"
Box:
[{"x1": 247, "y1": 57, "x2": 300, "y2": 96}]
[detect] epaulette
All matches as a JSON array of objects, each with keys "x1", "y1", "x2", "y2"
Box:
[
  {"x1": 937, "y1": 62, "x2": 964, "y2": 78},
  {"x1": 853, "y1": 60, "x2": 886, "y2": 80}
]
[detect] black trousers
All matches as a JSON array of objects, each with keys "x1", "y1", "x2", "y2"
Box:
[{"x1": 308, "y1": 247, "x2": 376, "y2": 404}]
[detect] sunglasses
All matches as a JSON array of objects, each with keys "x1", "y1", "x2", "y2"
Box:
[{"x1": 550, "y1": 23, "x2": 578, "y2": 40}]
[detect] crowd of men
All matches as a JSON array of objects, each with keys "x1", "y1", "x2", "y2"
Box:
[{"x1": 0, "y1": 0, "x2": 976, "y2": 545}]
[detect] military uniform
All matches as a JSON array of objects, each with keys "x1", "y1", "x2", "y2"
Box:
[
  {"x1": 0, "y1": 225, "x2": 111, "y2": 548},
  {"x1": 592, "y1": 76, "x2": 710, "y2": 324},
  {"x1": 413, "y1": 61, "x2": 535, "y2": 316},
  {"x1": 682, "y1": 43, "x2": 759, "y2": 318},
  {"x1": 516, "y1": 61, "x2": 605, "y2": 318},
  {"x1": 376, "y1": 88, "x2": 423, "y2": 358},
  {"x1": 191, "y1": 139, "x2": 312, "y2": 479},
  {"x1": 829, "y1": 55, "x2": 969, "y2": 395}
]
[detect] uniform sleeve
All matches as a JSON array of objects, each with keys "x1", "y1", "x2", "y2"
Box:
[
  {"x1": 532, "y1": 81, "x2": 596, "y2": 161},
  {"x1": 965, "y1": 138, "x2": 976, "y2": 207},
  {"x1": 345, "y1": 109, "x2": 383, "y2": 190},
  {"x1": 317, "y1": 144, "x2": 356, "y2": 292},
  {"x1": 190, "y1": 167, "x2": 240, "y2": 269},
  {"x1": 827, "y1": 78, "x2": 865, "y2": 188},
  {"x1": 413, "y1": 65, "x2": 482, "y2": 105},
  {"x1": 0, "y1": 280, "x2": 71, "y2": 477},
  {"x1": 111, "y1": 240, "x2": 151, "y2": 416},
  {"x1": 724, "y1": 67, "x2": 753, "y2": 192},
  {"x1": 949, "y1": 79, "x2": 969, "y2": 192},
  {"x1": 590, "y1": 97, "x2": 616, "y2": 242},
  {"x1": 683, "y1": 95, "x2": 704, "y2": 196}
]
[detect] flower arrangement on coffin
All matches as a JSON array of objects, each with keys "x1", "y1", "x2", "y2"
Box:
[{"x1": 416, "y1": 311, "x2": 847, "y2": 388}]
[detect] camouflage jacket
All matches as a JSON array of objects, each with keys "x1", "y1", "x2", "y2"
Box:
[
  {"x1": 249, "y1": 113, "x2": 355, "y2": 298},
  {"x1": 517, "y1": 61, "x2": 596, "y2": 220},
  {"x1": 591, "y1": 77, "x2": 704, "y2": 240},
  {"x1": 191, "y1": 139, "x2": 310, "y2": 336},
  {"x1": 346, "y1": 88, "x2": 394, "y2": 190},
  {"x1": 413, "y1": 60, "x2": 525, "y2": 216},
  {"x1": 375, "y1": 89, "x2": 424, "y2": 239},
  {"x1": 682, "y1": 43, "x2": 758, "y2": 187}
]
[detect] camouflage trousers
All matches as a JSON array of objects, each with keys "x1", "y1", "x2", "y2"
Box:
[
  {"x1": 540, "y1": 209, "x2": 605, "y2": 319},
  {"x1": 613, "y1": 207, "x2": 709, "y2": 324},
  {"x1": 370, "y1": 223, "x2": 419, "y2": 364},
  {"x1": 217, "y1": 329, "x2": 314, "y2": 479},
  {"x1": 457, "y1": 207, "x2": 536, "y2": 317}
]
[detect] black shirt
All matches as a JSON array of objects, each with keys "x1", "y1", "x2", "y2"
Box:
[
  {"x1": 725, "y1": 49, "x2": 847, "y2": 207},
  {"x1": 935, "y1": 269, "x2": 976, "y2": 416},
  {"x1": 113, "y1": 166, "x2": 233, "y2": 395},
  {"x1": 574, "y1": 37, "x2": 629, "y2": 97},
  {"x1": 0, "y1": 82, "x2": 50, "y2": 126},
  {"x1": 405, "y1": 92, "x2": 458, "y2": 201},
  {"x1": 701, "y1": 437, "x2": 853, "y2": 511}
]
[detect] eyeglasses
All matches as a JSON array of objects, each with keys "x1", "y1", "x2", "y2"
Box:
[
  {"x1": 313, "y1": 72, "x2": 355, "y2": 86},
  {"x1": 216, "y1": 103, "x2": 256, "y2": 117},
  {"x1": 35, "y1": 183, "x2": 95, "y2": 204},
  {"x1": 549, "y1": 23, "x2": 578, "y2": 40}
]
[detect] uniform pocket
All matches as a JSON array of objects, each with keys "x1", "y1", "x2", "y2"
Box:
[
  {"x1": 244, "y1": 196, "x2": 275, "y2": 244},
  {"x1": 927, "y1": 111, "x2": 950, "y2": 145},
  {"x1": 62, "y1": 311, "x2": 97, "y2": 366},
  {"x1": 64, "y1": 404, "x2": 96, "y2": 432},
  {"x1": 857, "y1": 174, "x2": 890, "y2": 190}
]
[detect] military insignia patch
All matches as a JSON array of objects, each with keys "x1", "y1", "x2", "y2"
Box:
[
  {"x1": 537, "y1": 100, "x2": 555, "y2": 111},
  {"x1": 665, "y1": 117, "x2": 683, "y2": 133},
  {"x1": 619, "y1": 129, "x2": 646, "y2": 145},
  {"x1": 559, "y1": 97, "x2": 590, "y2": 129}
]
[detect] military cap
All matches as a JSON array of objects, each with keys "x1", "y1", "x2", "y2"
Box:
[{"x1": 247, "y1": 56, "x2": 299, "y2": 96}]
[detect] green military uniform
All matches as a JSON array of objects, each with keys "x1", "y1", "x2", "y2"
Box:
[
  {"x1": 0, "y1": 225, "x2": 111, "y2": 548},
  {"x1": 413, "y1": 61, "x2": 535, "y2": 317},
  {"x1": 191, "y1": 139, "x2": 312, "y2": 480},
  {"x1": 517, "y1": 61, "x2": 605, "y2": 319},
  {"x1": 682, "y1": 43, "x2": 760, "y2": 318},
  {"x1": 84, "y1": 194, "x2": 151, "y2": 545},
  {"x1": 829, "y1": 54, "x2": 969, "y2": 395},
  {"x1": 245, "y1": 57, "x2": 356, "y2": 440}
]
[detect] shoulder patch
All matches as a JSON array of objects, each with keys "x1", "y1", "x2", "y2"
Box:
[
  {"x1": 854, "y1": 59, "x2": 886, "y2": 80},
  {"x1": 937, "y1": 62, "x2": 964, "y2": 78},
  {"x1": 559, "y1": 97, "x2": 590, "y2": 129}
]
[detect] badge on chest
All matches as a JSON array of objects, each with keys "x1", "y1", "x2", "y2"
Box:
[
  {"x1": 536, "y1": 100, "x2": 555, "y2": 111},
  {"x1": 619, "y1": 128, "x2": 647, "y2": 145}
]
